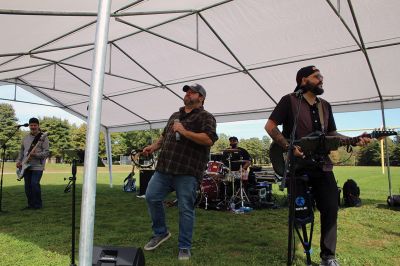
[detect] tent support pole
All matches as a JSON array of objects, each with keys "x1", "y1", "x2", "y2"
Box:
[
  {"x1": 78, "y1": 0, "x2": 112, "y2": 265},
  {"x1": 104, "y1": 127, "x2": 113, "y2": 188},
  {"x1": 346, "y1": 0, "x2": 392, "y2": 197}
]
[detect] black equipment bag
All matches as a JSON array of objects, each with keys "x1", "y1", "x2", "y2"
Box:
[
  {"x1": 343, "y1": 179, "x2": 361, "y2": 207},
  {"x1": 387, "y1": 195, "x2": 400, "y2": 207},
  {"x1": 123, "y1": 173, "x2": 136, "y2": 192}
]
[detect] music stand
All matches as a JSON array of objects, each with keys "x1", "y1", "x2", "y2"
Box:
[{"x1": 63, "y1": 149, "x2": 85, "y2": 266}]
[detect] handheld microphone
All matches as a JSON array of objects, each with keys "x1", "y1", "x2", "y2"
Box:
[
  {"x1": 16, "y1": 123, "x2": 29, "y2": 128},
  {"x1": 174, "y1": 119, "x2": 180, "y2": 141},
  {"x1": 295, "y1": 88, "x2": 304, "y2": 98}
]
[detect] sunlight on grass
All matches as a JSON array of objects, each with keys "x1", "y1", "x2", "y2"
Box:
[{"x1": 0, "y1": 165, "x2": 399, "y2": 265}]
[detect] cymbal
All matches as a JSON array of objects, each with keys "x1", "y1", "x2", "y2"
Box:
[
  {"x1": 231, "y1": 160, "x2": 251, "y2": 163},
  {"x1": 221, "y1": 148, "x2": 240, "y2": 152}
]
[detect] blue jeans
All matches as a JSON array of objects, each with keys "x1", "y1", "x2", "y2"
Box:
[
  {"x1": 145, "y1": 171, "x2": 198, "y2": 249},
  {"x1": 23, "y1": 170, "x2": 43, "y2": 208}
]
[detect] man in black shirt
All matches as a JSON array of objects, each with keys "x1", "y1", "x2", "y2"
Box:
[
  {"x1": 224, "y1": 136, "x2": 251, "y2": 172},
  {"x1": 142, "y1": 83, "x2": 218, "y2": 260},
  {"x1": 265, "y1": 66, "x2": 370, "y2": 266}
]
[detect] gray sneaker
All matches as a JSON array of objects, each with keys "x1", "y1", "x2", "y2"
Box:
[
  {"x1": 178, "y1": 248, "x2": 191, "y2": 260},
  {"x1": 144, "y1": 232, "x2": 171, "y2": 251},
  {"x1": 320, "y1": 258, "x2": 340, "y2": 266}
]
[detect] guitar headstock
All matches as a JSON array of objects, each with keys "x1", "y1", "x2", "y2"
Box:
[{"x1": 369, "y1": 129, "x2": 398, "y2": 139}]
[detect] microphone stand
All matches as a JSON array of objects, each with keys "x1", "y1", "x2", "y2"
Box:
[
  {"x1": 0, "y1": 126, "x2": 21, "y2": 214},
  {"x1": 64, "y1": 158, "x2": 77, "y2": 266},
  {"x1": 282, "y1": 90, "x2": 304, "y2": 266}
]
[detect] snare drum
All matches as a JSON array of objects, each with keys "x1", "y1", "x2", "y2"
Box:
[{"x1": 206, "y1": 161, "x2": 227, "y2": 180}]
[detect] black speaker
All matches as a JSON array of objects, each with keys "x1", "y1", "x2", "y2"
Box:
[
  {"x1": 92, "y1": 246, "x2": 145, "y2": 266},
  {"x1": 139, "y1": 170, "x2": 154, "y2": 196}
]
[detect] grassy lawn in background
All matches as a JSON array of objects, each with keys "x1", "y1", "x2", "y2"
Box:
[{"x1": 0, "y1": 163, "x2": 399, "y2": 265}]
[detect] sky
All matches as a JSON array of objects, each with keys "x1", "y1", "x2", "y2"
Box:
[{"x1": 1, "y1": 85, "x2": 399, "y2": 138}]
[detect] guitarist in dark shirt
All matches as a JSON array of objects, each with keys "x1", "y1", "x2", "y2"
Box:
[
  {"x1": 16, "y1": 117, "x2": 49, "y2": 210},
  {"x1": 265, "y1": 66, "x2": 371, "y2": 266}
]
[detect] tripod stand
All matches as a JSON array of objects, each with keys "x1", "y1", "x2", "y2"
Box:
[
  {"x1": 0, "y1": 126, "x2": 22, "y2": 213},
  {"x1": 231, "y1": 163, "x2": 250, "y2": 208},
  {"x1": 64, "y1": 158, "x2": 77, "y2": 266},
  {"x1": 63, "y1": 149, "x2": 84, "y2": 266}
]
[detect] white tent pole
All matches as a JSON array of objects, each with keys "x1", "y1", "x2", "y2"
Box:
[
  {"x1": 104, "y1": 127, "x2": 113, "y2": 188},
  {"x1": 78, "y1": 0, "x2": 111, "y2": 265},
  {"x1": 346, "y1": 0, "x2": 393, "y2": 197}
]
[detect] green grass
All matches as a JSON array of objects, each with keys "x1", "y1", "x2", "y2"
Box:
[{"x1": 0, "y1": 164, "x2": 399, "y2": 265}]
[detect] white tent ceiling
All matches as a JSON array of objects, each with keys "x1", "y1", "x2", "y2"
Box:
[{"x1": 1, "y1": 0, "x2": 400, "y2": 132}]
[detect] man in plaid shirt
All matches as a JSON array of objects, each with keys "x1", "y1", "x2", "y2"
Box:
[{"x1": 142, "y1": 83, "x2": 218, "y2": 260}]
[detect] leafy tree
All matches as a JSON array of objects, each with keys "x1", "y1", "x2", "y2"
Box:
[
  {"x1": 120, "y1": 129, "x2": 162, "y2": 155},
  {"x1": 241, "y1": 137, "x2": 264, "y2": 164},
  {"x1": 70, "y1": 123, "x2": 106, "y2": 159},
  {"x1": 0, "y1": 103, "x2": 21, "y2": 159},
  {"x1": 211, "y1": 133, "x2": 229, "y2": 153},
  {"x1": 261, "y1": 135, "x2": 271, "y2": 164},
  {"x1": 357, "y1": 141, "x2": 381, "y2": 166},
  {"x1": 110, "y1": 132, "x2": 127, "y2": 161},
  {"x1": 70, "y1": 124, "x2": 87, "y2": 150},
  {"x1": 40, "y1": 116, "x2": 72, "y2": 162},
  {"x1": 391, "y1": 144, "x2": 400, "y2": 166}
]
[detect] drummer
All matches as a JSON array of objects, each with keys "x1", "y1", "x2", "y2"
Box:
[{"x1": 223, "y1": 136, "x2": 251, "y2": 171}]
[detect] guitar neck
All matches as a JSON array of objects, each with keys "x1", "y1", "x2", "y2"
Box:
[{"x1": 23, "y1": 139, "x2": 43, "y2": 163}]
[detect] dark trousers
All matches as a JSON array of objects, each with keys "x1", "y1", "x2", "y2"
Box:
[
  {"x1": 23, "y1": 170, "x2": 43, "y2": 209},
  {"x1": 306, "y1": 170, "x2": 338, "y2": 260}
]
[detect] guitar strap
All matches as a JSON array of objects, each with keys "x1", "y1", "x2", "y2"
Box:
[
  {"x1": 316, "y1": 100, "x2": 325, "y2": 132},
  {"x1": 27, "y1": 132, "x2": 43, "y2": 155}
]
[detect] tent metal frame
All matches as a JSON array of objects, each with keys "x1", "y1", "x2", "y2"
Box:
[{"x1": 1, "y1": 1, "x2": 399, "y2": 264}]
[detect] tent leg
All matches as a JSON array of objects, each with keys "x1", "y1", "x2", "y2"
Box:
[{"x1": 78, "y1": 0, "x2": 112, "y2": 265}]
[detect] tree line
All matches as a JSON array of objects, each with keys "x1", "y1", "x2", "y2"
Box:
[{"x1": 1, "y1": 103, "x2": 399, "y2": 166}]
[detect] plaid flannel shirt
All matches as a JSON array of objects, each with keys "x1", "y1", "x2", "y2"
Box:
[{"x1": 155, "y1": 106, "x2": 218, "y2": 179}]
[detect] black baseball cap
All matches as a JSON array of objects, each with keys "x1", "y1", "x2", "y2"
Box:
[
  {"x1": 183, "y1": 83, "x2": 206, "y2": 97},
  {"x1": 296, "y1": 65, "x2": 319, "y2": 85}
]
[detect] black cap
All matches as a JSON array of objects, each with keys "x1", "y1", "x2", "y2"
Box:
[
  {"x1": 183, "y1": 83, "x2": 206, "y2": 97},
  {"x1": 28, "y1": 117, "x2": 39, "y2": 125},
  {"x1": 229, "y1": 136, "x2": 238, "y2": 141},
  {"x1": 296, "y1": 65, "x2": 319, "y2": 85}
]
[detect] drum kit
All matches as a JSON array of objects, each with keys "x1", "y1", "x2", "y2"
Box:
[{"x1": 197, "y1": 149, "x2": 279, "y2": 210}]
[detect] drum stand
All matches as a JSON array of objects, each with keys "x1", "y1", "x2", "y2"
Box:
[
  {"x1": 230, "y1": 164, "x2": 250, "y2": 208},
  {"x1": 216, "y1": 181, "x2": 230, "y2": 210}
]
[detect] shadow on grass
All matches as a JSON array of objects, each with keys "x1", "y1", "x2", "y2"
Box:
[
  {"x1": 376, "y1": 203, "x2": 400, "y2": 212},
  {"x1": 0, "y1": 184, "x2": 302, "y2": 265}
]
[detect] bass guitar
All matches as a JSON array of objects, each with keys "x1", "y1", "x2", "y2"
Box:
[
  {"x1": 16, "y1": 132, "x2": 48, "y2": 181},
  {"x1": 270, "y1": 130, "x2": 397, "y2": 176}
]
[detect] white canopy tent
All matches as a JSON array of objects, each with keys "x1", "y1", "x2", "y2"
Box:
[{"x1": 1, "y1": 0, "x2": 400, "y2": 264}]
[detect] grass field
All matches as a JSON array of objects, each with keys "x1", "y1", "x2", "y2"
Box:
[{"x1": 0, "y1": 163, "x2": 399, "y2": 266}]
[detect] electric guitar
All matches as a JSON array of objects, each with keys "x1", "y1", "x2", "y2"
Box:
[
  {"x1": 270, "y1": 130, "x2": 398, "y2": 176},
  {"x1": 16, "y1": 132, "x2": 48, "y2": 181}
]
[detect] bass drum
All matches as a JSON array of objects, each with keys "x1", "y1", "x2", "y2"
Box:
[{"x1": 196, "y1": 175, "x2": 221, "y2": 208}]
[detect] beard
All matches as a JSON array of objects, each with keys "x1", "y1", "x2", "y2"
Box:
[
  {"x1": 304, "y1": 81, "x2": 324, "y2": 95},
  {"x1": 230, "y1": 144, "x2": 237, "y2": 148},
  {"x1": 184, "y1": 96, "x2": 201, "y2": 106}
]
